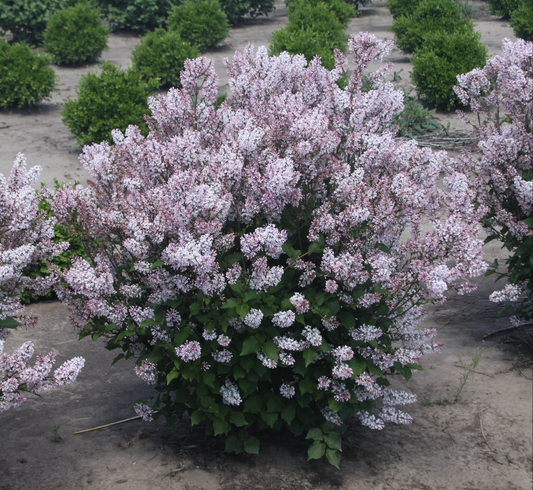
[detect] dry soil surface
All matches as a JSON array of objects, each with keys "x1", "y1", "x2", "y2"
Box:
[{"x1": 1, "y1": 3, "x2": 531, "y2": 490}]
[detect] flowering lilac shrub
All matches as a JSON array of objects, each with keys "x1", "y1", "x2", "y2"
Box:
[
  {"x1": 454, "y1": 38, "x2": 533, "y2": 325},
  {"x1": 53, "y1": 33, "x2": 486, "y2": 466},
  {"x1": 0, "y1": 155, "x2": 85, "y2": 412}
]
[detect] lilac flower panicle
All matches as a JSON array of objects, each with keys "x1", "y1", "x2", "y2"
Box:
[
  {"x1": 175, "y1": 341, "x2": 201, "y2": 362},
  {"x1": 220, "y1": 379, "x2": 242, "y2": 406}
]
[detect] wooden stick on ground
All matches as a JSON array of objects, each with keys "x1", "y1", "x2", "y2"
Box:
[
  {"x1": 74, "y1": 409, "x2": 159, "y2": 435},
  {"x1": 74, "y1": 415, "x2": 143, "y2": 434}
]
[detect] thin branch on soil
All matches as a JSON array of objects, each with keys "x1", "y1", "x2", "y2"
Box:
[
  {"x1": 74, "y1": 412, "x2": 158, "y2": 434},
  {"x1": 482, "y1": 323, "x2": 533, "y2": 340}
]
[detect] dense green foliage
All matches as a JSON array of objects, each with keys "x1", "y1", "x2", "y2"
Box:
[
  {"x1": 287, "y1": 0, "x2": 355, "y2": 29},
  {"x1": 95, "y1": 0, "x2": 181, "y2": 31},
  {"x1": 43, "y1": 2, "x2": 110, "y2": 65},
  {"x1": 0, "y1": 41, "x2": 56, "y2": 108},
  {"x1": 269, "y1": 0, "x2": 353, "y2": 69},
  {"x1": 20, "y1": 180, "x2": 90, "y2": 304},
  {"x1": 390, "y1": 0, "x2": 473, "y2": 54},
  {"x1": 168, "y1": 0, "x2": 230, "y2": 51},
  {"x1": 510, "y1": 0, "x2": 533, "y2": 41},
  {"x1": 61, "y1": 61, "x2": 158, "y2": 146},
  {"x1": 486, "y1": 0, "x2": 519, "y2": 18},
  {"x1": 220, "y1": 0, "x2": 275, "y2": 24},
  {"x1": 131, "y1": 28, "x2": 198, "y2": 88},
  {"x1": 0, "y1": 0, "x2": 76, "y2": 44},
  {"x1": 411, "y1": 30, "x2": 487, "y2": 109},
  {"x1": 270, "y1": 28, "x2": 346, "y2": 70},
  {"x1": 385, "y1": 0, "x2": 419, "y2": 18}
]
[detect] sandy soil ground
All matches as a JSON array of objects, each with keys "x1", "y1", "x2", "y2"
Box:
[{"x1": 1, "y1": 2, "x2": 531, "y2": 490}]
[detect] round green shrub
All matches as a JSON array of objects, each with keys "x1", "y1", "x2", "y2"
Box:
[
  {"x1": 60, "y1": 61, "x2": 158, "y2": 146},
  {"x1": 269, "y1": 26, "x2": 346, "y2": 70},
  {"x1": 269, "y1": 0, "x2": 349, "y2": 70},
  {"x1": 0, "y1": 41, "x2": 56, "y2": 108},
  {"x1": 0, "y1": 0, "x2": 76, "y2": 44},
  {"x1": 487, "y1": 0, "x2": 520, "y2": 18},
  {"x1": 168, "y1": 0, "x2": 230, "y2": 52},
  {"x1": 411, "y1": 30, "x2": 488, "y2": 110},
  {"x1": 43, "y1": 2, "x2": 110, "y2": 65},
  {"x1": 220, "y1": 0, "x2": 275, "y2": 24},
  {"x1": 510, "y1": 0, "x2": 533, "y2": 41},
  {"x1": 131, "y1": 28, "x2": 199, "y2": 88},
  {"x1": 390, "y1": 0, "x2": 474, "y2": 54},
  {"x1": 385, "y1": 0, "x2": 420, "y2": 18},
  {"x1": 95, "y1": 0, "x2": 182, "y2": 32},
  {"x1": 288, "y1": 0, "x2": 355, "y2": 29}
]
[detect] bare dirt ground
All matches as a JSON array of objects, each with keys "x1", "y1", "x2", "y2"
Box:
[{"x1": 1, "y1": 3, "x2": 531, "y2": 490}]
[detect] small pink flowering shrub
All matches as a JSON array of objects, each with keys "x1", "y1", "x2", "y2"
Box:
[
  {"x1": 54, "y1": 34, "x2": 486, "y2": 466},
  {"x1": 0, "y1": 155, "x2": 84, "y2": 412},
  {"x1": 454, "y1": 38, "x2": 533, "y2": 325}
]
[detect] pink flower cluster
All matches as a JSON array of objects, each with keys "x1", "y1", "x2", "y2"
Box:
[
  {"x1": 0, "y1": 340, "x2": 85, "y2": 412},
  {"x1": 454, "y1": 38, "x2": 532, "y2": 322},
  {"x1": 1, "y1": 156, "x2": 84, "y2": 413}
]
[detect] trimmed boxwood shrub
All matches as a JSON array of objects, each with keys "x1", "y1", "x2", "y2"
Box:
[
  {"x1": 0, "y1": 0, "x2": 76, "y2": 44},
  {"x1": 60, "y1": 61, "x2": 158, "y2": 146},
  {"x1": 411, "y1": 30, "x2": 487, "y2": 109},
  {"x1": 168, "y1": 0, "x2": 230, "y2": 51},
  {"x1": 385, "y1": 0, "x2": 420, "y2": 18},
  {"x1": 487, "y1": 0, "x2": 520, "y2": 18},
  {"x1": 131, "y1": 28, "x2": 199, "y2": 88},
  {"x1": 269, "y1": 0, "x2": 349, "y2": 70},
  {"x1": 43, "y1": 1, "x2": 110, "y2": 65},
  {"x1": 220, "y1": 0, "x2": 275, "y2": 24},
  {"x1": 95, "y1": 0, "x2": 181, "y2": 32},
  {"x1": 287, "y1": 0, "x2": 356, "y2": 29},
  {"x1": 510, "y1": 0, "x2": 533, "y2": 41},
  {"x1": 269, "y1": 27, "x2": 347, "y2": 70},
  {"x1": 390, "y1": 0, "x2": 474, "y2": 54},
  {"x1": 0, "y1": 41, "x2": 56, "y2": 108}
]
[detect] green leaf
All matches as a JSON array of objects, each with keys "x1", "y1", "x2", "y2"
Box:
[
  {"x1": 243, "y1": 290, "x2": 258, "y2": 302},
  {"x1": 190, "y1": 410, "x2": 204, "y2": 425},
  {"x1": 230, "y1": 411, "x2": 248, "y2": 427},
  {"x1": 213, "y1": 418, "x2": 229, "y2": 436},
  {"x1": 307, "y1": 440, "x2": 326, "y2": 460},
  {"x1": 349, "y1": 357, "x2": 366, "y2": 377},
  {"x1": 303, "y1": 348, "x2": 317, "y2": 367},
  {"x1": 328, "y1": 397, "x2": 343, "y2": 413},
  {"x1": 241, "y1": 336, "x2": 260, "y2": 356},
  {"x1": 151, "y1": 259, "x2": 164, "y2": 268},
  {"x1": 0, "y1": 317, "x2": 21, "y2": 328},
  {"x1": 240, "y1": 356, "x2": 254, "y2": 372},
  {"x1": 338, "y1": 311, "x2": 355, "y2": 329},
  {"x1": 305, "y1": 428, "x2": 323, "y2": 441},
  {"x1": 244, "y1": 436, "x2": 260, "y2": 454},
  {"x1": 221, "y1": 297, "x2": 239, "y2": 309},
  {"x1": 140, "y1": 318, "x2": 157, "y2": 327},
  {"x1": 203, "y1": 370, "x2": 216, "y2": 388},
  {"x1": 326, "y1": 448, "x2": 341, "y2": 468},
  {"x1": 281, "y1": 405, "x2": 296, "y2": 424},
  {"x1": 323, "y1": 432, "x2": 342, "y2": 451},
  {"x1": 233, "y1": 364, "x2": 246, "y2": 380},
  {"x1": 243, "y1": 394, "x2": 263, "y2": 413},
  {"x1": 166, "y1": 367, "x2": 180, "y2": 385},
  {"x1": 266, "y1": 396, "x2": 282, "y2": 413},
  {"x1": 263, "y1": 339, "x2": 279, "y2": 361},
  {"x1": 174, "y1": 327, "x2": 191, "y2": 345},
  {"x1": 299, "y1": 378, "x2": 315, "y2": 395},
  {"x1": 261, "y1": 410, "x2": 278, "y2": 427}
]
